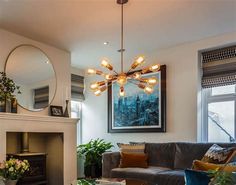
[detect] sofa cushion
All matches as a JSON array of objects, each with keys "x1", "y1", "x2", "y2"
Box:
[
  {"x1": 117, "y1": 143, "x2": 145, "y2": 153},
  {"x1": 145, "y1": 143, "x2": 175, "y2": 168},
  {"x1": 111, "y1": 166, "x2": 171, "y2": 182},
  {"x1": 153, "y1": 170, "x2": 185, "y2": 185},
  {"x1": 193, "y1": 160, "x2": 236, "y2": 172},
  {"x1": 119, "y1": 152, "x2": 148, "y2": 168},
  {"x1": 174, "y1": 143, "x2": 236, "y2": 169}
]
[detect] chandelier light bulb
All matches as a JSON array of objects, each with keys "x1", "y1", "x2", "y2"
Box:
[
  {"x1": 144, "y1": 86, "x2": 154, "y2": 94},
  {"x1": 101, "y1": 59, "x2": 113, "y2": 71},
  {"x1": 147, "y1": 77, "x2": 158, "y2": 86},
  {"x1": 133, "y1": 72, "x2": 142, "y2": 79},
  {"x1": 119, "y1": 86, "x2": 125, "y2": 97},
  {"x1": 90, "y1": 83, "x2": 99, "y2": 90},
  {"x1": 94, "y1": 85, "x2": 107, "y2": 96},
  {"x1": 87, "y1": 69, "x2": 103, "y2": 75},
  {"x1": 138, "y1": 83, "x2": 146, "y2": 90},
  {"x1": 131, "y1": 56, "x2": 145, "y2": 69},
  {"x1": 136, "y1": 56, "x2": 145, "y2": 64},
  {"x1": 94, "y1": 89, "x2": 102, "y2": 96},
  {"x1": 87, "y1": 68, "x2": 96, "y2": 74},
  {"x1": 105, "y1": 74, "x2": 113, "y2": 80},
  {"x1": 149, "y1": 64, "x2": 160, "y2": 72},
  {"x1": 90, "y1": 81, "x2": 106, "y2": 90},
  {"x1": 117, "y1": 73, "x2": 127, "y2": 86}
]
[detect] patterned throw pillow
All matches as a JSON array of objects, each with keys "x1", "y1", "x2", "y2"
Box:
[
  {"x1": 117, "y1": 143, "x2": 145, "y2": 154},
  {"x1": 201, "y1": 144, "x2": 236, "y2": 164}
]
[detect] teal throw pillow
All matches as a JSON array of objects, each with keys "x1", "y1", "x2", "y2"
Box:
[{"x1": 185, "y1": 169, "x2": 210, "y2": 185}]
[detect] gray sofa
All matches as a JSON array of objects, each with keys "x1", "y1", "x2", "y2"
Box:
[{"x1": 102, "y1": 142, "x2": 236, "y2": 185}]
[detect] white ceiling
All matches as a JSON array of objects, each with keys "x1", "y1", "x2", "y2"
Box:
[{"x1": 0, "y1": 0, "x2": 236, "y2": 70}]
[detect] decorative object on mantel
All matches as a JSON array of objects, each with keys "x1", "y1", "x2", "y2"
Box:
[
  {"x1": 0, "y1": 72, "x2": 21, "y2": 113},
  {"x1": 87, "y1": 0, "x2": 161, "y2": 97},
  {"x1": 0, "y1": 158, "x2": 30, "y2": 185},
  {"x1": 10, "y1": 97, "x2": 17, "y2": 113},
  {"x1": 64, "y1": 100, "x2": 69, "y2": 117},
  {"x1": 108, "y1": 65, "x2": 166, "y2": 133},
  {"x1": 50, "y1": 105, "x2": 64, "y2": 117}
]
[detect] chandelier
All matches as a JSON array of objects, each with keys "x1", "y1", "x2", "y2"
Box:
[{"x1": 87, "y1": 0, "x2": 160, "y2": 97}]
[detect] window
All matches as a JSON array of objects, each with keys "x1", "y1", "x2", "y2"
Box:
[
  {"x1": 202, "y1": 85, "x2": 236, "y2": 142},
  {"x1": 71, "y1": 100, "x2": 82, "y2": 145},
  {"x1": 71, "y1": 100, "x2": 82, "y2": 119}
]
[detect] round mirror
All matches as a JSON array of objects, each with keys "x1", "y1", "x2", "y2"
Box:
[{"x1": 5, "y1": 45, "x2": 56, "y2": 111}]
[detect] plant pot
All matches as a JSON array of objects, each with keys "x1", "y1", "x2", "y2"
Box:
[
  {"x1": 0, "y1": 100, "x2": 6, "y2": 112},
  {"x1": 84, "y1": 164, "x2": 102, "y2": 178},
  {"x1": 4, "y1": 179, "x2": 18, "y2": 185}
]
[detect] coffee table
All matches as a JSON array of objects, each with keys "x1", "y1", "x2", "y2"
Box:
[{"x1": 72, "y1": 178, "x2": 157, "y2": 185}]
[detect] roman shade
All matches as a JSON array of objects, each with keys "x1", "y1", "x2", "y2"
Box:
[
  {"x1": 71, "y1": 74, "x2": 85, "y2": 101},
  {"x1": 34, "y1": 86, "x2": 49, "y2": 109},
  {"x1": 201, "y1": 45, "x2": 236, "y2": 88}
]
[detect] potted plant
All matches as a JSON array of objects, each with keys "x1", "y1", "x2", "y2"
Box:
[
  {"x1": 208, "y1": 162, "x2": 236, "y2": 185},
  {"x1": 0, "y1": 72, "x2": 21, "y2": 112},
  {"x1": 77, "y1": 139, "x2": 113, "y2": 178},
  {"x1": 0, "y1": 158, "x2": 30, "y2": 185}
]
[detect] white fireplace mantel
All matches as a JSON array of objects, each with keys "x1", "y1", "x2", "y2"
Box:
[{"x1": 0, "y1": 113, "x2": 79, "y2": 185}]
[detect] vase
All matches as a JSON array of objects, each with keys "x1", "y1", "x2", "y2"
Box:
[
  {"x1": 0, "y1": 99, "x2": 6, "y2": 112},
  {"x1": 3, "y1": 179, "x2": 18, "y2": 185},
  {"x1": 11, "y1": 97, "x2": 17, "y2": 113},
  {"x1": 64, "y1": 100, "x2": 69, "y2": 117},
  {"x1": 5, "y1": 99, "x2": 11, "y2": 113}
]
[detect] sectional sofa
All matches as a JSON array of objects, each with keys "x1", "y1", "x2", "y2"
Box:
[{"x1": 102, "y1": 142, "x2": 236, "y2": 185}]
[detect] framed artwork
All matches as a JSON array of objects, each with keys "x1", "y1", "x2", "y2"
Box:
[
  {"x1": 50, "y1": 105, "x2": 64, "y2": 117},
  {"x1": 108, "y1": 65, "x2": 166, "y2": 133}
]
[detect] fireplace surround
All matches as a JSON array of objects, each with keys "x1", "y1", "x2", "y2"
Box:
[{"x1": 0, "y1": 113, "x2": 79, "y2": 185}]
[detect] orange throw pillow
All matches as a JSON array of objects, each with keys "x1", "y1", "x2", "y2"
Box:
[
  {"x1": 119, "y1": 152, "x2": 148, "y2": 168},
  {"x1": 193, "y1": 160, "x2": 236, "y2": 172}
]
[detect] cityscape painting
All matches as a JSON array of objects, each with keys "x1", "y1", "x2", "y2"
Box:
[{"x1": 108, "y1": 65, "x2": 166, "y2": 133}]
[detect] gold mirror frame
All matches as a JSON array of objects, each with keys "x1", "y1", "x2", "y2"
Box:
[{"x1": 4, "y1": 44, "x2": 57, "y2": 112}]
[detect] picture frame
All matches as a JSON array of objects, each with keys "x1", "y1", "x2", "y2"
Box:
[
  {"x1": 50, "y1": 105, "x2": 64, "y2": 117},
  {"x1": 108, "y1": 65, "x2": 166, "y2": 133}
]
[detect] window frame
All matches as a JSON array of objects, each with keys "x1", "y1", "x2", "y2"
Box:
[{"x1": 202, "y1": 85, "x2": 236, "y2": 142}]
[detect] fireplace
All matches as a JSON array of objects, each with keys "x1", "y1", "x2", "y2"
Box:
[
  {"x1": 0, "y1": 113, "x2": 78, "y2": 185},
  {"x1": 7, "y1": 133, "x2": 47, "y2": 185},
  {"x1": 7, "y1": 132, "x2": 64, "y2": 185}
]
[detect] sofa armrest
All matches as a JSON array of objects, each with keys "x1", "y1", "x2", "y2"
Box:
[{"x1": 102, "y1": 152, "x2": 120, "y2": 178}]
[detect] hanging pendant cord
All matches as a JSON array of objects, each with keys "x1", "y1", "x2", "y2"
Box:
[{"x1": 121, "y1": 3, "x2": 124, "y2": 73}]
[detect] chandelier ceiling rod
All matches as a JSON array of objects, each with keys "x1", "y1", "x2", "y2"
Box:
[
  {"x1": 118, "y1": 0, "x2": 128, "y2": 73},
  {"x1": 121, "y1": 2, "x2": 124, "y2": 73}
]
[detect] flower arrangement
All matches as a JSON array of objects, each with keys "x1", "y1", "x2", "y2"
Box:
[
  {"x1": 0, "y1": 72, "x2": 21, "y2": 102},
  {"x1": 0, "y1": 158, "x2": 30, "y2": 180}
]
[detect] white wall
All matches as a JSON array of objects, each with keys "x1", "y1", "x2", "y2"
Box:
[
  {"x1": 0, "y1": 29, "x2": 71, "y2": 115},
  {"x1": 82, "y1": 32, "x2": 236, "y2": 147}
]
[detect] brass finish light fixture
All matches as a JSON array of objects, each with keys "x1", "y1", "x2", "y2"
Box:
[{"x1": 87, "y1": 0, "x2": 160, "y2": 97}]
